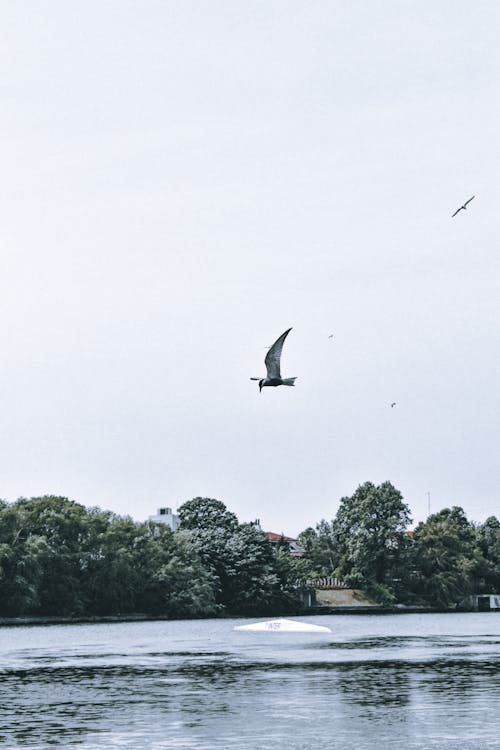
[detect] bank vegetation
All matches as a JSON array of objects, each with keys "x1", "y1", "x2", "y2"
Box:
[{"x1": 0, "y1": 483, "x2": 498, "y2": 618}]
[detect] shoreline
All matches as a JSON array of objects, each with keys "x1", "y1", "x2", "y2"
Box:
[{"x1": 0, "y1": 606, "x2": 482, "y2": 627}]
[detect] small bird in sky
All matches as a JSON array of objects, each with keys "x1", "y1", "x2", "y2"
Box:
[
  {"x1": 390, "y1": 402, "x2": 396, "y2": 408},
  {"x1": 328, "y1": 334, "x2": 334, "y2": 339},
  {"x1": 250, "y1": 328, "x2": 297, "y2": 392},
  {"x1": 452, "y1": 195, "x2": 474, "y2": 217}
]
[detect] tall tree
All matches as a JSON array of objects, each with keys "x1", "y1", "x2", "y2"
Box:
[
  {"x1": 178, "y1": 497, "x2": 238, "y2": 532},
  {"x1": 82, "y1": 512, "x2": 143, "y2": 615},
  {"x1": 0, "y1": 495, "x2": 95, "y2": 615},
  {"x1": 475, "y1": 516, "x2": 500, "y2": 592},
  {"x1": 410, "y1": 506, "x2": 478, "y2": 608},
  {"x1": 332, "y1": 481, "x2": 412, "y2": 602},
  {"x1": 178, "y1": 497, "x2": 302, "y2": 614},
  {"x1": 134, "y1": 525, "x2": 218, "y2": 617},
  {"x1": 297, "y1": 520, "x2": 336, "y2": 574}
]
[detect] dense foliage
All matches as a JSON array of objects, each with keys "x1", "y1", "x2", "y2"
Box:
[
  {"x1": 297, "y1": 482, "x2": 500, "y2": 608},
  {"x1": 1, "y1": 485, "x2": 498, "y2": 618},
  {"x1": 178, "y1": 497, "x2": 306, "y2": 615},
  {"x1": 0, "y1": 496, "x2": 218, "y2": 618},
  {"x1": 332, "y1": 481, "x2": 412, "y2": 604},
  {"x1": 0, "y1": 495, "x2": 304, "y2": 618}
]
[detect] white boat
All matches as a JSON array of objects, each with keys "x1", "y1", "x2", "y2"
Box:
[{"x1": 233, "y1": 618, "x2": 331, "y2": 633}]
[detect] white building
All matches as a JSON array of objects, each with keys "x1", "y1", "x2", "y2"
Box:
[
  {"x1": 472, "y1": 594, "x2": 500, "y2": 611},
  {"x1": 148, "y1": 507, "x2": 180, "y2": 532}
]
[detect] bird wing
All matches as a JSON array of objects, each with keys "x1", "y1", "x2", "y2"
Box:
[
  {"x1": 451, "y1": 207, "x2": 462, "y2": 217},
  {"x1": 464, "y1": 195, "x2": 475, "y2": 207},
  {"x1": 265, "y1": 327, "x2": 292, "y2": 379}
]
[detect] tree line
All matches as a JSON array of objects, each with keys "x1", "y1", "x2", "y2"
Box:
[
  {"x1": 0, "y1": 495, "x2": 303, "y2": 618},
  {"x1": 298, "y1": 481, "x2": 500, "y2": 607},
  {"x1": 0, "y1": 483, "x2": 498, "y2": 618}
]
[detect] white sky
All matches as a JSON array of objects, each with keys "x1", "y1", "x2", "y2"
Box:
[{"x1": 1, "y1": 1, "x2": 499, "y2": 536}]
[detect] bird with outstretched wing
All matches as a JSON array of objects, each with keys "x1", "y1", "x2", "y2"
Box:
[
  {"x1": 452, "y1": 195, "x2": 474, "y2": 217},
  {"x1": 250, "y1": 327, "x2": 297, "y2": 391},
  {"x1": 264, "y1": 328, "x2": 291, "y2": 380}
]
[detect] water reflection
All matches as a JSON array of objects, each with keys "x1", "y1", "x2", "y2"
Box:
[
  {"x1": 0, "y1": 616, "x2": 499, "y2": 749},
  {"x1": 336, "y1": 662, "x2": 411, "y2": 707}
]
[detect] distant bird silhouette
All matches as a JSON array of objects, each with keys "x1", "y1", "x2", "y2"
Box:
[
  {"x1": 328, "y1": 334, "x2": 334, "y2": 339},
  {"x1": 250, "y1": 328, "x2": 297, "y2": 392},
  {"x1": 390, "y1": 402, "x2": 396, "y2": 408},
  {"x1": 452, "y1": 195, "x2": 474, "y2": 217}
]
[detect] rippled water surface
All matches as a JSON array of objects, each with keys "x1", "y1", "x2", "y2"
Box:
[{"x1": 1, "y1": 613, "x2": 499, "y2": 749}]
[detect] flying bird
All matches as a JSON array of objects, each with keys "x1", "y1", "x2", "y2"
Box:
[
  {"x1": 328, "y1": 334, "x2": 334, "y2": 339},
  {"x1": 390, "y1": 402, "x2": 396, "y2": 408},
  {"x1": 452, "y1": 195, "x2": 474, "y2": 217},
  {"x1": 250, "y1": 327, "x2": 297, "y2": 392}
]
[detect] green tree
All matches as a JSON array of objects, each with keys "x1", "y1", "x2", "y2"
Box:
[
  {"x1": 178, "y1": 497, "x2": 238, "y2": 532},
  {"x1": 472, "y1": 516, "x2": 500, "y2": 593},
  {"x1": 0, "y1": 537, "x2": 44, "y2": 615},
  {"x1": 332, "y1": 481, "x2": 412, "y2": 603},
  {"x1": 81, "y1": 513, "x2": 143, "y2": 614},
  {"x1": 410, "y1": 506, "x2": 477, "y2": 608},
  {"x1": 297, "y1": 520, "x2": 336, "y2": 574},
  {"x1": 132, "y1": 525, "x2": 218, "y2": 617},
  {"x1": 219, "y1": 522, "x2": 292, "y2": 615},
  {"x1": 0, "y1": 496, "x2": 222, "y2": 618},
  {"x1": 272, "y1": 548, "x2": 312, "y2": 611},
  {"x1": 178, "y1": 497, "x2": 303, "y2": 614},
  {"x1": 0, "y1": 496, "x2": 93, "y2": 615}
]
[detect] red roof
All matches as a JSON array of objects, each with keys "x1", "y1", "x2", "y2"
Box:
[{"x1": 264, "y1": 531, "x2": 297, "y2": 542}]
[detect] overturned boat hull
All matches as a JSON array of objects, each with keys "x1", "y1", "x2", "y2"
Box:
[{"x1": 234, "y1": 618, "x2": 331, "y2": 633}]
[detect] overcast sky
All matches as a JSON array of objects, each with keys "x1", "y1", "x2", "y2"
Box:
[{"x1": 1, "y1": 1, "x2": 499, "y2": 535}]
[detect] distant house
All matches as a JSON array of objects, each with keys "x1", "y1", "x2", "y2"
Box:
[
  {"x1": 148, "y1": 507, "x2": 180, "y2": 532},
  {"x1": 264, "y1": 531, "x2": 304, "y2": 557}
]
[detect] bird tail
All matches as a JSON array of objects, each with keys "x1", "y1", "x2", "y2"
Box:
[{"x1": 282, "y1": 377, "x2": 297, "y2": 386}]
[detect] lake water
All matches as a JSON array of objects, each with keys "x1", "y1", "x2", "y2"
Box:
[{"x1": 1, "y1": 613, "x2": 499, "y2": 749}]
